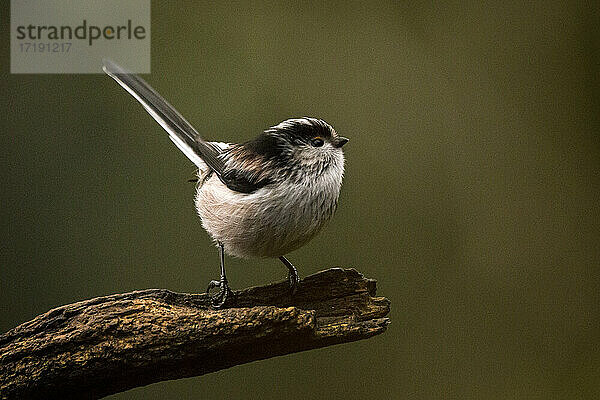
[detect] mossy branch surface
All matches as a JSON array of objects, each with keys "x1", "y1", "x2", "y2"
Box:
[{"x1": 0, "y1": 268, "x2": 390, "y2": 399}]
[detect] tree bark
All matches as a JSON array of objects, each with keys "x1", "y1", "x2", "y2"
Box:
[{"x1": 0, "y1": 268, "x2": 390, "y2": 399}]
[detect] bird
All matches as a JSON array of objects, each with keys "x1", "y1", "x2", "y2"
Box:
[{"x1": 102, "y1": 60, "x2": 348, "y2": 308}]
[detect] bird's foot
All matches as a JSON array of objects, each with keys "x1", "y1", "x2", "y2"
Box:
[
  {"x1": 288, "y1": 269, "x2": 300, "y2": 295},
  {"x1": 279, "y1": 256, "x2": 300, "y2": 296},
  {"x1": 206, "y1": 278, "x2": 232, "y2": 309}
]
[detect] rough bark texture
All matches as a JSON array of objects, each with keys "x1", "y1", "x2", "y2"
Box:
[{"x1": 0, "y1": 268, "x2": 390, "y2": 399}]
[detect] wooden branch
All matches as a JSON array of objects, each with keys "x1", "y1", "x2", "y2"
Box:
[{"x1": 0, "y1": 268, "x2": 390, "y2": 400}]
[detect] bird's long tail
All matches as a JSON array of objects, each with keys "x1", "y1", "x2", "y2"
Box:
[{"x1": 102, "y1": 59, "x2": 225, "y2": 177}]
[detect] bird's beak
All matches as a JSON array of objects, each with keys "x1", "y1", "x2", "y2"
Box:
[{"x1": 333, "y1": 137, "x2": 349, "y2": 148}]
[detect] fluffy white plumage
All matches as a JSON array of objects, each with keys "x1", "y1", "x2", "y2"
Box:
[{"x1": 195, "y1": 140, "x2": 345, "y2": 258}]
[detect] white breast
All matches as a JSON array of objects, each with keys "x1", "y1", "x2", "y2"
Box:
[{"x1": 195, "y1": 152, "x2": 344, "y2": 258}]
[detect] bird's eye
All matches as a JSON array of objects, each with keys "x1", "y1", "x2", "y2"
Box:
[{"x1": 311, "y1": 138, "x2": 324, "y2": 147}]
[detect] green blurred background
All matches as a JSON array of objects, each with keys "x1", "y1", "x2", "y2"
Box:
[{"x1": 1, "y1": 1, "x2": 599, "y2": 399}]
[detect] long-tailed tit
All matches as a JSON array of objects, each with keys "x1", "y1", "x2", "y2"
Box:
[{"x1": 103, "y1": 60, "x2": 348, "y2": 308}]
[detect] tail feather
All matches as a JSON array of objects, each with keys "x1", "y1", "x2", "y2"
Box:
[{"x1": 102, "y1": 59, "x2": 225, "y2": 176}]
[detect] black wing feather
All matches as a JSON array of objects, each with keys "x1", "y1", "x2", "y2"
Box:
[{"x1": 221, "y1": 168, "x2": 273, "y2": 193}]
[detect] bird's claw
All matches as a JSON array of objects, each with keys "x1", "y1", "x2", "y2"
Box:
[
  {"x1": 288, "y1": 270, "x2": 300, "y2": 295},
  {"x1": 206, "y1": 279, "x2": 232, "y2": 309}
]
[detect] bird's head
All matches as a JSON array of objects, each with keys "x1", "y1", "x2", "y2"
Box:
[{"x1": 263, "y1": 117, "x2": 348, "y2": 169}]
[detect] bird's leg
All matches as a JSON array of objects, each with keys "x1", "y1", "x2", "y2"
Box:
[
  {"x1": 279, "y1": 256, "x2": 300, "y2": 295},
  {"x1": 206, "y1": 242, "x2": 232, "y2": 308}
]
